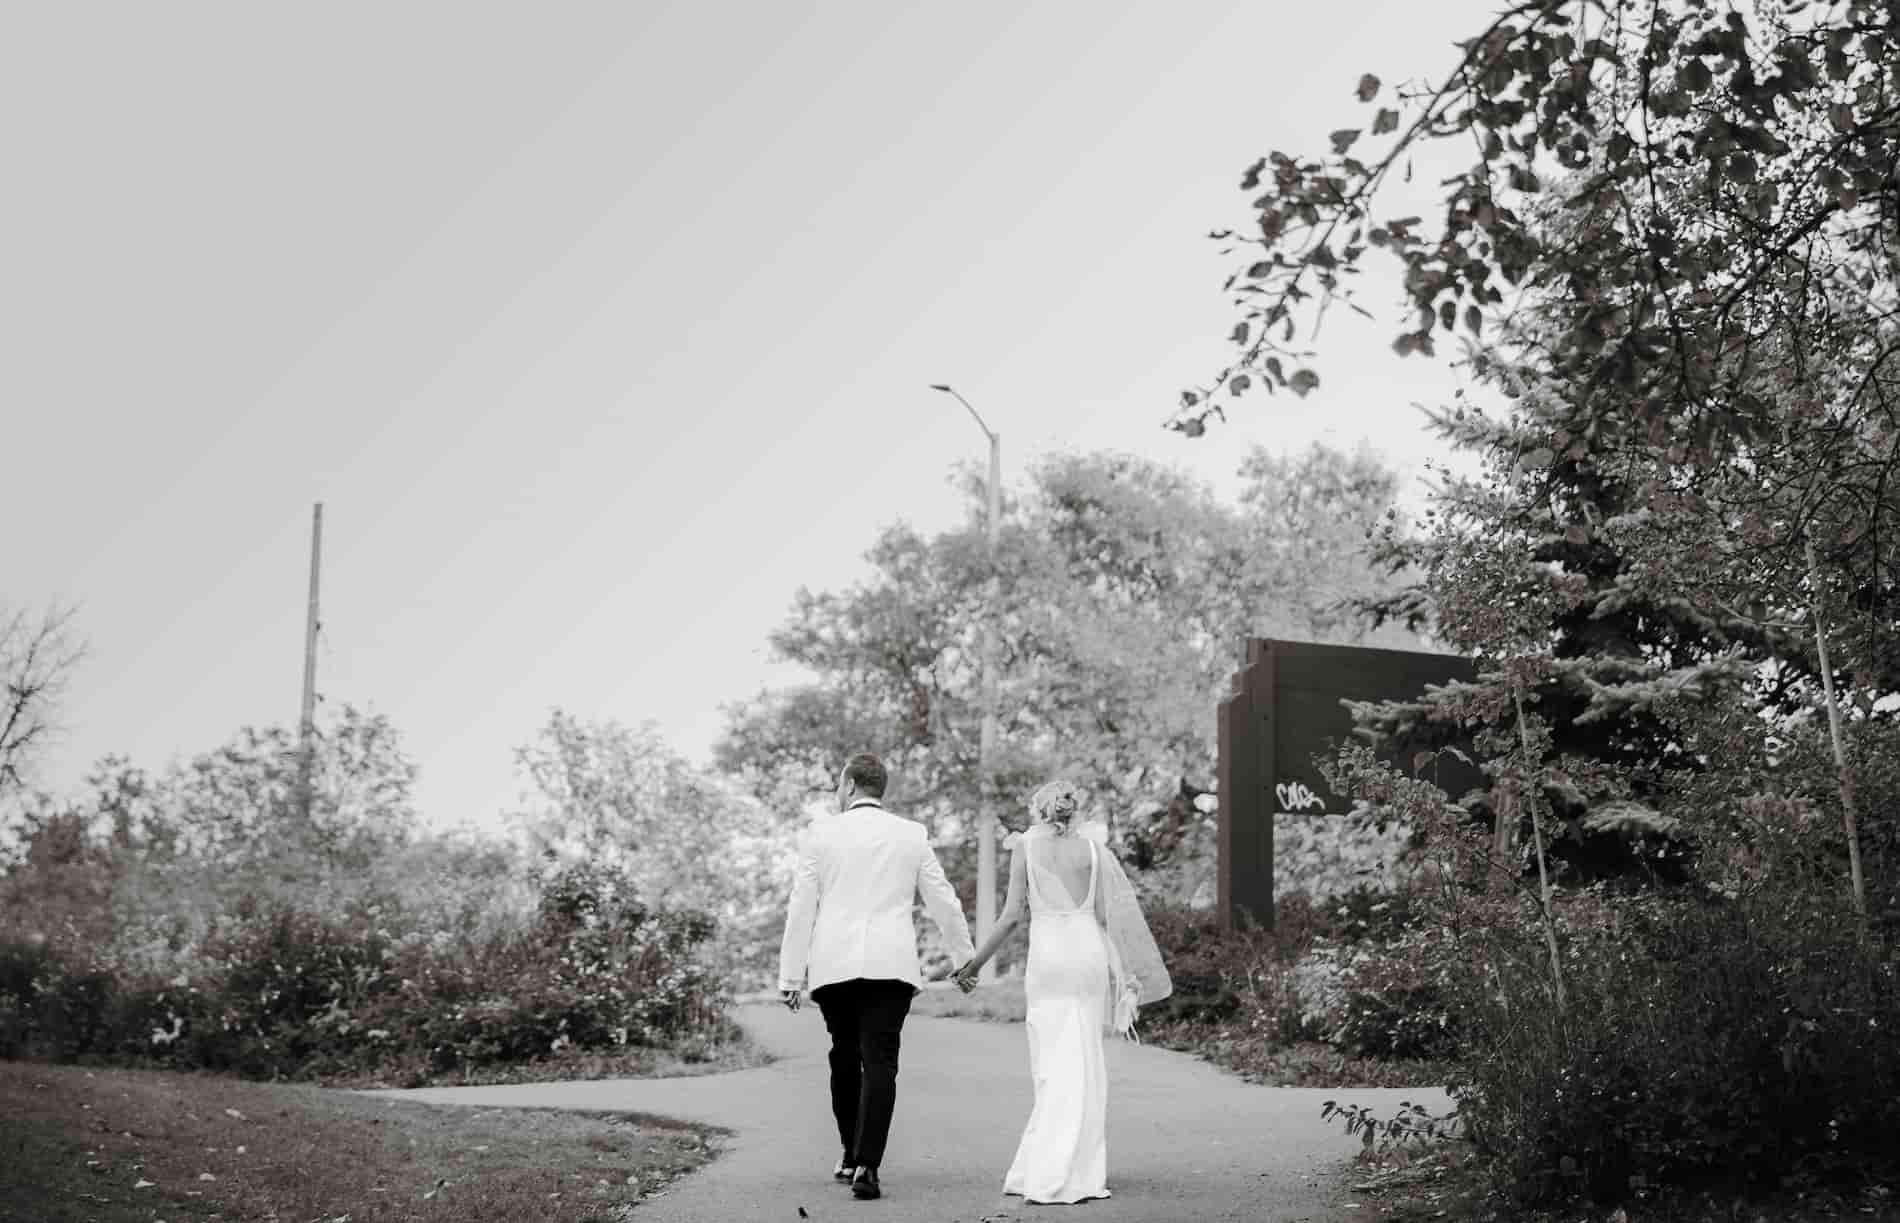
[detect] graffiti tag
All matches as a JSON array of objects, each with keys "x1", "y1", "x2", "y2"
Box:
[{"x1": 1275, "y1": 781, "x2": 1326, "y2": 813}]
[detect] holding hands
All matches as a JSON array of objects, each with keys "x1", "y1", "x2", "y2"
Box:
[{"x1": 953, "y1": 960, "x2": 979, "y2": 993}]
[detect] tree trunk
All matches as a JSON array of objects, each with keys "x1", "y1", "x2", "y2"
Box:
[
  {"x1": 1492, "y1": 788, "x2": 1517, "y2": 871},
  {"x1": 1512, "y1": 680, "x2": 1567, "y2": 1017},
  {"x1": 1804, "y1": 536, "x2": 1868, "y2": 921}
]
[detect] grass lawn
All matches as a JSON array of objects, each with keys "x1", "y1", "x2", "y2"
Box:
[
  {"x1": 320, "y1": 1032, "x2": 773, "y2": 1091},
  {"x1": 0, "y1": 1059, "x2": 726, "y2": 1223}
]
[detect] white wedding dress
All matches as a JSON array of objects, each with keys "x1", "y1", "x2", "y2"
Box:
[{"x1": 1004, "y1": 834, "x2": 1113, "y2": 1205}]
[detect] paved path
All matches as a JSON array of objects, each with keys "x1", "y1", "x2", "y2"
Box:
[{"x1": 376, "y1": 1002, "x2": 1449, "y2": 1222}]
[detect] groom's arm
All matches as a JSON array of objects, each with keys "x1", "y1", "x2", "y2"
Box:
[
  {"x1": 915, "y1": 833, "x2": 975, "y2": 969},
  {"x1": 777, "y1": 827, "x2": 822, "y2": 994}
]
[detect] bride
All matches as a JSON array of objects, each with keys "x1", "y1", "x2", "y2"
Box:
[{"x1": 955, "y1": 781, "x2": 1172, "y2": 1205}]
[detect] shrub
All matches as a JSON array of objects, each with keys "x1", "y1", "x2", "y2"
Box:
[
  {"x1": 0, "y1": 859, "x2": 736, "y2": 1084},
  {"x1": 1144, "y1": 899, "x2": 1295, "y2": 1026},
  {"x1": 1452, "y1": 888, "x2": 1900, "y2": 1204},
  {"x1": 1299, "y1": 926, "x2": 1462, "y2": 1060}
]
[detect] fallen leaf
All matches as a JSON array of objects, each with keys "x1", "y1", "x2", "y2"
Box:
[
  {"x1": 224, "y1": 1108, "x2": 246, "y2": 1120},
  {"x1": 198, "y1": 1172, "x2": 217, "y2": 1181},
  {"x1": 133, "y1": 1178, "x2": 155, "y2": 1189}
]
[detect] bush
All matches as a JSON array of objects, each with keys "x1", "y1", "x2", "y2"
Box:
[
  {"x1": 1299, "y1": 926, "x2": 1463, "y2": 1060},
  {"x1": 1131, "y1": 884, "x2": 1465, "y2": 1064},
  {"x1": 1144, "y1": 902, "x2": 1269, "y2": 1024},
  {"x1": 0, "y1": 860, "x2": 736, "y2": 1084},
  {"x1": 1452, "y1": 888, "x2": 1900, "y2": 1205}
]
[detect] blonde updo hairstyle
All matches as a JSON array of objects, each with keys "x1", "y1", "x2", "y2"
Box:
[{"x1": 1028, "y1": 780, "x2": 1084, "y2": 835}]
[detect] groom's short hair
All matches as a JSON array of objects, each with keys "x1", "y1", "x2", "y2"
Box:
[{"x1": 843, "y1": 753, "x2": 888, "y2": 798}]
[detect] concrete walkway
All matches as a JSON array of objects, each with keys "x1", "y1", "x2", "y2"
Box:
[{"x1": 378, "y1": 1002, "x2": 1449, "y2": 1222}]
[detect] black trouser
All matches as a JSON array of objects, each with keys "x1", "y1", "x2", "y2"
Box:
[{"x1": 811, "y1": 977, "x2": 914, "y2": 1171}]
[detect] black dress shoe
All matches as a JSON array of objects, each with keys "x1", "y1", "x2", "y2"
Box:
[
  {"x1": 850, "y1": 1166, "x2": 881, "y2": 1200},
  {"x1": 833, "y1": 1158, "x2": 857, "y2": 1182}
]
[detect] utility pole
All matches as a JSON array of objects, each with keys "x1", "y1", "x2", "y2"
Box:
[
  {"x1": 297, "y1": 502, "x2": 323, "y2": 826},
  {"x1": 931, "y1": 384, "x2": 1001, "y2": 984}
]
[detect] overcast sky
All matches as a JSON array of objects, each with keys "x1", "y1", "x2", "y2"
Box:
[{"x1": 3, "y1": 1, "x2": 1505, "y2": 832}]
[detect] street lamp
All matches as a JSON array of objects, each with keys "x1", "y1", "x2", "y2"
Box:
[{"x1": 931, "y1": 383, "x2": 1002, "y2": 985}]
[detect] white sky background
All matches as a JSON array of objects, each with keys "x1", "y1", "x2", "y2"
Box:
[{"x1": 3, "y1": 1, "x2": 1507, "y2": 833}]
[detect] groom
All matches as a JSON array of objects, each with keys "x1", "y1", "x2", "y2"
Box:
[{"x1": 778, "y1": 753, "x2": 974, "y2": 1201}]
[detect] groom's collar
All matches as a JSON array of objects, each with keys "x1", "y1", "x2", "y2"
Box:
[{"x1": 846, "y1": 798, "x2": 883, "y2": 811}]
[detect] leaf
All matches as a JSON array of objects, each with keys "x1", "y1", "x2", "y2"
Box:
[
  {"x1": 1289, "y1": 369, "x2": 1321, "y2": 397},
  {"x1": 1372, "y1": 107, "x2": 1400, "y2": 135},
  {"x1": 1677, "y1": 57, "x2": 1712, "y2": 93},
  {"x1": 1230, "y1": 321, "x2": 1250, "y2": 345},
  {"x1": 1228, "y1": 373, "x2": 1251, "y2": 395},
  {"x1": 1355, "y1": 73, "x2": 1381, "y2": 102},
  {"x1": 1465, "y1": 305, "x2": 1483, "y2": 336},
  {"x1": 1521, "y1": 447, "x2": 1555, "y2": 469},
  {"x1": 1330, "y1": 128, "x2": 1362, "y2": 154}
]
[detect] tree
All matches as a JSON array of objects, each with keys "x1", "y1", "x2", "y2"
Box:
[
  {"x1": 1182, "y1": 0, "x2": 1900, "y2": 917},
  {"x1": 509, "y1": 710, "x2": 792, "y2": 979},
  {"x1": 1178, "y1": 0, "x2": 1898, "y2": 431},
  {"x1": 1235, "y1": 441, "x2": 1418, "y2": 641},
  {"x1": 0, "y1": 602, "x2": 84, "y2": 800},
  {"x1": 717, "y1": 447, "x2": 1420, "y2": 904},
  {"x1": 157, "y1": 704, "x2": 420, "y2": 866}
]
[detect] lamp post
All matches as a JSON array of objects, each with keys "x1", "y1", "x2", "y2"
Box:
[{"x1": 931, "y1": 382, "x2": 1001, "y2": 985}]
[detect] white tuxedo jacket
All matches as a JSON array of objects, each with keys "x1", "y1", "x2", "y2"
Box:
[{"x1": 778, "y1": 799, "x2": 975, "y2": 994}]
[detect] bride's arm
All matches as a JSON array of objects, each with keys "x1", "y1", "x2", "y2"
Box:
[
  {"x1": 1093, "y1": 844, "x2": 1134, "y2": 995},
  {"x1": 961, "y1": 841, "x2": 1027, "y2": 977}
]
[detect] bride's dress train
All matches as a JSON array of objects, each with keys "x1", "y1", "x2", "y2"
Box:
[{"x1": 1003, "y1": 835, "x2": 1112, "y2": 1205}]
